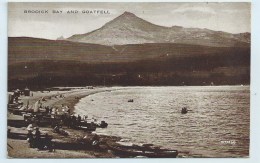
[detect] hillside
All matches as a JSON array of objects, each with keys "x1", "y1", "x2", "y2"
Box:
[{"x1": 8, "y1": 37, "x2": 250, "y2": 89}]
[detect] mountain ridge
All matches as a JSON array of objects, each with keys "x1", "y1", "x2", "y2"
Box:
[{"x1": 67, "y1": 11, "x2": 250, "y2": 47}]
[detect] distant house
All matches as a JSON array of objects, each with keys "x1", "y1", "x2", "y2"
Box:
[
  {"x1": 86, "y1": 86, "x2": 94, "y2": 89},
  {"x1": 13, "y1": 89, "x2": 20, "y2": 97},
  {"x1": 8, "y1": 94, "x2": 14, "y2": 104},
  {"x1": 24, "y1": 87, "x2": 30, "y2": 96}
]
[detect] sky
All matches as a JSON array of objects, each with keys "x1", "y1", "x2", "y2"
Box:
[{"x1": 8, "y1": 2, "x2": 251, "y2": 40}]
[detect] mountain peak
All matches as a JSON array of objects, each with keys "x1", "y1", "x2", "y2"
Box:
[
  {"x1": 122, "y1": 11, "x2": 136, "y2": 17},
  {"x1": 100, "y1": 11, "x2": 146, "y2": 29},
  {"x1": 116, "y1": 11, "x2": 140, "y2": 21}
]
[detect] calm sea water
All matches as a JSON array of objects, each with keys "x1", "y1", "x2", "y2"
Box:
[{"x1": 75, "y1": 86, "x2": 250, "y2": 157}]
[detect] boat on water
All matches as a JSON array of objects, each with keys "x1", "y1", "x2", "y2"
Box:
[
  {"x1": 97, "y1": 121, "x2": 108, "y2": 128},
  {"x1": 107, "y1": 142, "x2": 178, "y2": 158},
  {"x1": 74, "y1": 124, "x2": 97, "y2": 132},
  {"x1": 181, "y1": 107, "x2": 188, "y2": 114},
  {"x1": 78, "y1": 119, "x2": 108, "y2": 129},
  {"x1": 128, "y1": 99, "x2": 134, "y2": 102}
]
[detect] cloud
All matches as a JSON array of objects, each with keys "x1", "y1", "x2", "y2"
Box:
[{"x1": 172, "y1": 6, "x2": 216, "y2": 15}]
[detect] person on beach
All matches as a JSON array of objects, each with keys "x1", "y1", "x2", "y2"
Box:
[
  {"x1": 53, "y1": 124, "x2": 60, "y2": 133},
  {"x1": 34, "y1": 127, "x2": 41, "y2": 139},
  {"x1": 67, "y1": 107, "x2": 71, "y2": 114},
  {"x1": 63, "y1": 105, "x2": 70, "y2": 114},
  {"x1": 51, "y1": 108, "x2": 56, "y2": 118},
  {"x1": 34, "y1": 127, "x2": 41, "y2": 149},
  {"x1": 45, "y1": 106, "x2": 49, "y2": 114},
  {"x1": 67, "y1": 116, "x2": 71, "y2": 128},
  {"x1": 27, "y1": 123, "x2": 34, "y2": 133},
  {"x1": 91, "y1": 117, "x2": 97, "y2": 122},
  {"x1": 52, "y1": 108, "x2": 57, "y2": 115},
  {"x1": 71, "y1": 115, "x2": 77, "y2": 128},
  {"x1": 61, "y1": 104, "x2": 65, "y2": 112},
  {"x1": 27, "y1": 130, "x2": 34, "y2": 148},
  {"x1": 77, "y1": 115, "x2": 82, "y2": 124},
  {"x1": 49, "y1": 107, "x2": 53, "y2": 114},
  {"x1": 44, "y1": 133, "x2": 54, "y2": 152},
  {"x1": 83, "y1": 115, "x2": 88, "y2": 122}
]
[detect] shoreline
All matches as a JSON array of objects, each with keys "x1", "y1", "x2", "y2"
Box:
[{"x1": 8, "y1": 87, "x2": 124, "y2": 158}]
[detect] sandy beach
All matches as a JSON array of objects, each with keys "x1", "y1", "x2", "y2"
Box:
[{"x1": 7, "y1": 87, "x2": 123, "y2": 158}]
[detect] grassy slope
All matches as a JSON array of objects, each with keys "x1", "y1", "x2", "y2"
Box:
[{"x1": 8, "y1": 37, "x2": 250, "y2": 89}]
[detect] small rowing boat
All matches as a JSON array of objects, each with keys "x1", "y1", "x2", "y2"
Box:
[{"x1": 107, "y1": 142, "x2": 178, "y2": 158}]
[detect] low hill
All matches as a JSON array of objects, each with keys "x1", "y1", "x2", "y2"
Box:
[{"x1": 8, "y1": 37, "x2": 250, "y2": 89}]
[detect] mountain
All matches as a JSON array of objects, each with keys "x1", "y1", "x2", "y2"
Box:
[{"x1": 67, "y1": 11, "x2": 250, "y2": 47}]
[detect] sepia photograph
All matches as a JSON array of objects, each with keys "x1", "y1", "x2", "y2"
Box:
[{"x1": 7, "y1": 2, "x2": 250, "y2": 158}]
